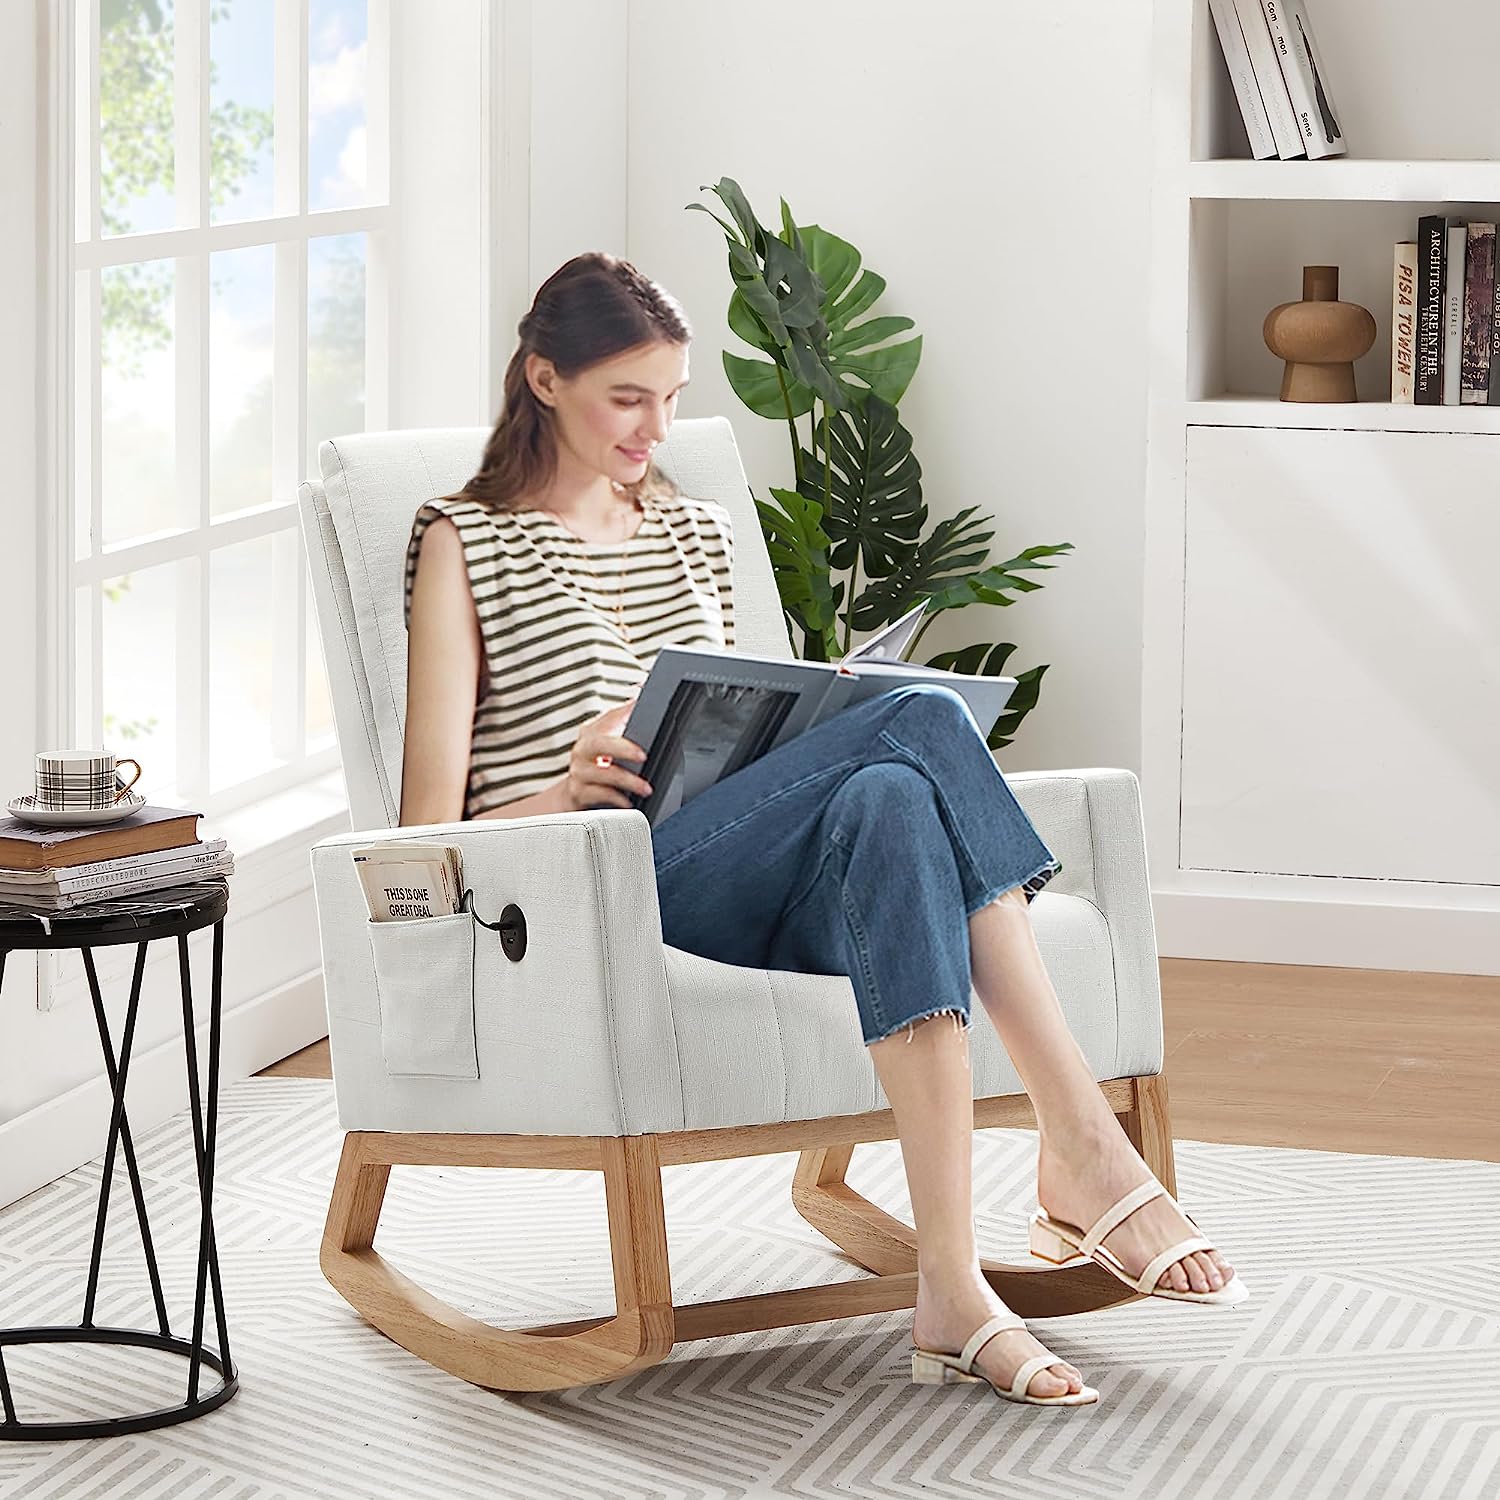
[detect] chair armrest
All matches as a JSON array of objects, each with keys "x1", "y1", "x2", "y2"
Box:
[
  {"x1": 308, "y1": 808, "x2": 684, "y2": 1136},
  {"x1": 1004, "y1": 767, "x2": 1164, "y2": 1077}
]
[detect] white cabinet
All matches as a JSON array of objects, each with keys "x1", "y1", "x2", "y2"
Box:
[{"x1": 1181, "y1": 425, "x2": 1500, "y2": 887}]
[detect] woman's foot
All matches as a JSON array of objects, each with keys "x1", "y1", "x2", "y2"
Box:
[
  {"x1": 1036, "y1": 1121, "x2": 1234, "y2": 1294},
  {"x1": 913, "y1": 1270, "x2": 1084, "y2": 1399}
]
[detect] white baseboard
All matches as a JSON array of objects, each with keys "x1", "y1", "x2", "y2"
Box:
[
  {"x1": 0, "y1": 971, "x2": 329, "y2": 1209},
  {"x1": 1155, "y1": 890, "x2": 1500, "y2": 976}
]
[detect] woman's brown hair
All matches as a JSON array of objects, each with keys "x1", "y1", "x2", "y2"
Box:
[{"x1": 461, "y1": 252, "x2": 693, "y2": 513}]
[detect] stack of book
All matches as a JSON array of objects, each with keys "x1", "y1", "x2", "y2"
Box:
[
  {"x1": 0, "y1": 804, "x2": 234, "y2": 917},
  {"x1": 1208, "y1": 0, "x2": 1347, "y2": 161},
  {"x1": 1391, "y1": 219, "x2": 1498, "y2": 406}
]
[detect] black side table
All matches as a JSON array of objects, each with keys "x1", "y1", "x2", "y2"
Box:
[{"x1": 0, "y1": 878, "x2": 238, "y2": 1439}]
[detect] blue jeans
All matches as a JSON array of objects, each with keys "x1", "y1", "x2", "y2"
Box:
[{"x1": 648, "y1": 683, "x2": 1062, "y2": 1047}]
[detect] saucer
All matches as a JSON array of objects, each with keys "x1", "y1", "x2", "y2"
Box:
[{"x1": 7, "y1": 792, "x2": 147, "y2": 828}]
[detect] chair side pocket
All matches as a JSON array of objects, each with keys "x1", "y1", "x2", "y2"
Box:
[{"x1": 367, "y1": 912, "x2": 479, "y2": 1079}]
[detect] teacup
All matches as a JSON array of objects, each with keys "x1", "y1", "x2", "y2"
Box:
[{"x1": 34, "y1": 749, "x2": 143, "y2": 809}]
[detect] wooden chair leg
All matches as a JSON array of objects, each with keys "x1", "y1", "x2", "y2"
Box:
[{"x1": 320, "y1": 1132, "x2": 674, "y2": 1392}]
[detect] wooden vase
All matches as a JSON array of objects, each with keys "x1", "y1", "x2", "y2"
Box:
[{"x1": 1263, "y1": 265, "x2": 1377, "y2": 403}]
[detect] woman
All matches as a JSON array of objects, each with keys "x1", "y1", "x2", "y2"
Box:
[{"x1": 399, "y1": 252, "x2": 1245, "y2": 1410}]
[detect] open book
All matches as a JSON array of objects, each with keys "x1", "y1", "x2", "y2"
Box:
[{"x1": 619, "y1": 603, "x2": 1017, "y2": 828}]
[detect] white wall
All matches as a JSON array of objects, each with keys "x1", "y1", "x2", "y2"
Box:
[{"x1": 620, "y1": 0, "x2": 1155, "y2": 775}]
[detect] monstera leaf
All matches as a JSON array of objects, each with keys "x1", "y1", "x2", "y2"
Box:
[
  {"x1": 843, "y1": 505, "x2": 998, "y2": 635},
  {"x1": 796, "y1": 388, "x2": 926, "y2": 580},
  {"x1": 723, "y1": 221, "x2": 922, "y2": 420},
  {"x1": 753, "y1": 487, "x2": 845, "y2": 661},
  {"x1": 921, "y1": 640, "x2": 1049, "y2": 752},
  {"x1": 920, "y1": 542, "x2": 1077, "y2": 612},
  {"x1": 688, "y1": 181, "x2": 849, "y2": 417}
]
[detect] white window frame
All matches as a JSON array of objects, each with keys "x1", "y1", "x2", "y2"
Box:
[{"x1": 47, "y1": 0, "x2": 390, "y2": 837}]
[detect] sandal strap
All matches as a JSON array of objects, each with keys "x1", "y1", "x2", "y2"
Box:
[
  {"x1": 1078, "y1": 1179, "x2": 1167, "y2": 1256},
  {"x1": 1008, "y1": 1352, "x2": 1064, "y2": 1400},
  {"x1": 1133, "y1": 1234, "x2": 1214, "y2": 1295},
  {"x1": 958, "y1": 1311, "x2": 1025, "y2": 1372}
]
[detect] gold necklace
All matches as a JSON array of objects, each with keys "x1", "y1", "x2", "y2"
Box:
[{"x1": 539, "y1": 494, "x2": 644, "y2": 644}]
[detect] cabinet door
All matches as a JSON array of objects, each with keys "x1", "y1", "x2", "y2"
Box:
[{"x1": 1181, "y1": 425, "x2": 1500, "y2": 887}]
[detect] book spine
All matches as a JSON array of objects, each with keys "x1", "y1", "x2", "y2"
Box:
[
  {"x1": 1208, "y1": 0, "x2": 1277, "y2": 159},
  {"x1": 0, "y1": 844, "x2": 229, "y2": 896},
  {"x1": 0, "y1": 838, "x2": 228, "y2": 889},
  {"x1": 1415, "y1": 215, "x2": 1446, "y2": 405},
  {"x1": 1444, "y1": 221, "x2": 1468, "y2": 406},
  {"x1": 1234, "y1": 0, "x2": 1304, "y2": 158},
  {"x1": 1461, "y1": 222, "x2": 1496, "y2": 404},
  {"x1": 1391, "y1": 242, "x2": 1418, "y2": 404},
  {"x1": 1261, "y1": 0, "x2": 1346, "y2": 159},
  {"x1": 1490, "y1": 249, "x2": 1500, "y2": 405}
]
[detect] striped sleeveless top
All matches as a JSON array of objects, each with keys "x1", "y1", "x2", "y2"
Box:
[{"x1": 403, "y1": 489, "x2": 735, "y2": 819}]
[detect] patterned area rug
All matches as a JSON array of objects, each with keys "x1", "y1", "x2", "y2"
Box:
[{"x1": 0, "y1": 1078, "x2": 1496, "y2": 1500}]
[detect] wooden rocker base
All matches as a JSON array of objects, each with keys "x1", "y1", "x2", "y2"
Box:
[{"x1": 321, "y1": 1073, "x2": 1177, "y2": 1392}]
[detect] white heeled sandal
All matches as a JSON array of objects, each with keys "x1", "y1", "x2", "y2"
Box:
[
  {"x1": 1028, "y1": 1178, "x2": 1250, "y2": 1306},
  {"x1": 910, "y1": 1311, "x2": 1098, "y2": 1407}
]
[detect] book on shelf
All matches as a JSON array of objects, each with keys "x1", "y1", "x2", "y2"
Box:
[
  {"x1": 1391, "y1": 242, "x2": 1417, "y2": 405},
  {"x1": 0, "y1": 802, "x2": 204, "y2": 873},
  {"x1": 1261, "y1": 0, "x2": 1346, "y2": 159},
  {"x1": 1232, "y1": 0, "x2": 1304, "y2": 159},
  {"x1": 1460, "y1": 222, "x2": 1495, "y2": 405},
  {"x1": 1207, "y1": 0, "x2": 1277, "y2": 160},
  {"x1": 1415, "y1": 215, "x2": 1446, "y2": 406},
  {"x1": 615, "y1": 603, "x2": 1017, "y2": 830},
  {"x1": 1443, "y1": 220, "x2": 1468, "y2": 406}
]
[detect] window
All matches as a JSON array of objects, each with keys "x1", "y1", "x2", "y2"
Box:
[{"x1": 67, "y1": 0, "x2": 389, "y2": 817}]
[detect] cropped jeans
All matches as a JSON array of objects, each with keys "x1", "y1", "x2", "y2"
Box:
[{"x1": 647, "y1": 683, "x2": 1062, "y2": 1047}]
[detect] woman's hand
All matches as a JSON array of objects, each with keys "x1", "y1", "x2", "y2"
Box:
[{"x1": 560, "y1": 698, "x2": 654, "y2": 811}]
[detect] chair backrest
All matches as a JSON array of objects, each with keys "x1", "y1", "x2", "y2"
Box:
[{"x1": 296, "y1": 416, "x2": 793, "y2": 831}]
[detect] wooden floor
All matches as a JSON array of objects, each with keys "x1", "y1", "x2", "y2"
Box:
[{"x1": 257, "y1": 957, "x2": 1500, "y2": 1163}]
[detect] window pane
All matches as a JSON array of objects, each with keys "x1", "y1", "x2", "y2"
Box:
[
  {"x1": 306, "y1": 232, "x2": 365, "y2": 477},
  {"x1": 209, "y1": 245, "x2": 274, "y2": 518},
  {"x1": 100, "y1": 562, "x2": 182, "y2": 801},
  {"x1": 101, "y1": 256, "x2": 176, "y2": 549},
  {"x1": 99, "y1": 0, "x2": 176, "y2": 239},
  {"x1": 210, "y1": 536, "x2": 284, "y2": 790},
  {"x1": 308, "y1": 0, "x2": 368, "y2": 212},
  {"x1": 209, "y1": 0, "x2": 275, "y2": 224}
]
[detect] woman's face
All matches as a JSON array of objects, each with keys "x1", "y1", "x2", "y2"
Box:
[{"x1": 529, "y1": 339, "x2": 691, "y2": 488}]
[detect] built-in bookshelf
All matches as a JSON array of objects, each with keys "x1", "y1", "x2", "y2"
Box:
[{"x1": 1142, "y1": 0, "x2": 1500, "y2": 976}]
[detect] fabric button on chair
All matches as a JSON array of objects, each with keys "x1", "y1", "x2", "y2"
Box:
[{"x1": 297, "y1": 418, "x2": 1178, "y2": 1392}]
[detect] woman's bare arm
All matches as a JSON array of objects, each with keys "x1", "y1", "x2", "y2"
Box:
[{"x1": 398, "y1": 516, "x2": 486, "y2": 826}]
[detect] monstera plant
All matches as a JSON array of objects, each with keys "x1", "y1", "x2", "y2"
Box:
[{"x1": 686, "y1": 176, "x2": 1073, "y2": 751}]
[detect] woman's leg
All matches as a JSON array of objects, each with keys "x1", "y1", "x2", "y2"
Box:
[
  {"x1": 868, "y1": 1010, "x2": 1086, "y2": 1400},
  {"x1": 969, "y1": 889, "x2": 1234, "y2": 1294},
  {"x1": 764, "y1": 762, "x2": 1083, "y2": 1399}
]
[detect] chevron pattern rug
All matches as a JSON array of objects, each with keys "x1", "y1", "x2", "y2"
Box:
[{"x1": 0, "y1": 1078, "x2": 1495, "y2": 1500}]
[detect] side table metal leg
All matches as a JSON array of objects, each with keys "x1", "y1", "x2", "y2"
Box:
[
  {"x1": 79, "y1": 943, "x2": 169, "y2": 1335},
  {"x1": 0, "y1": 1345, "x2": 14, "y2": 1425},
  {"x1": 181, "y1": 921, "x2": 232, "y2": 1401},
  {"x1": 79, "y1": 945, "x2": 171, "y2": 1338}
]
